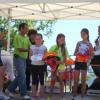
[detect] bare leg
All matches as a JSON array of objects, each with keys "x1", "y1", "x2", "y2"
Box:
[
  {"x1": 81, "y1": 70, "x2": 87, "y2": 97},
  {"x1": 58, "y1": 72, "x2": 64, "y2": 97},
  {"x1": 50, "y1": 78, "x2": 55, "y2": 96},
  {"x1": 31, "y1": 85, "x2": 37, "y2": 97},
  {"x1": 39, "y1": 85, "x2": 45, "y2": 97},
  {"x1": 50, "y1": 71, "x2": 56, "y2": 96},
  {"x1": 73, "y1": 70, "x2": 80, "y2": 97}
]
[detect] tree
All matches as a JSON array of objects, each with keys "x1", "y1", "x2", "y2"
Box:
[{"x1": 0, "y1": 17, "x2": 56, "y2": 49}]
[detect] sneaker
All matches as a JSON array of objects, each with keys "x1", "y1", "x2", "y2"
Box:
[
  {"x1": 72, "y1": 96, "x2": 78, "y2": 100},
  {"x1": 31, "y1": 96, "x2": 38, "y2": 100},
  {"x1": 21, "y1": 95, "x2": 31, "y2": 100},
  {"x1": 5, "y1": 89, "x2": 14, "y2": 97},
  {"x1": 61, "y1": 96, "x2": 66, "y2": 100},
  {"x1": 0, "y1": 92, "x2": 10, "y2": 100},
  {"x1": 80, "y1": 96, "x2": 85, "y2": 100}
]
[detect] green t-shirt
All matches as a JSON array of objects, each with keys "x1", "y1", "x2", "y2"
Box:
[
  {"x1": 49, "y1": 45, "x2": 69, "y2": 70},
  {"x1": 14, "y1": 34, "x2": 30, "y2": 59}
]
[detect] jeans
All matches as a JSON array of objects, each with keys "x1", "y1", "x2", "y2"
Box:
[
  {"x1": 8, "y1": 57, "x2": 27, "y2": 96},
  {"x1": 26, "y1": 64, "x2": 31, "y2": 90}
]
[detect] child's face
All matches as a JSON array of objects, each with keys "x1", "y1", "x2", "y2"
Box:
[
  {"x1": 57, "y1": 37, "x2": 65, "y2": 46},
  {"x1": 29, "y1": 34, "x2": 36, "y2": 42},
  {"x1": 34, "y1": 35, "x2": 43, "y2": 45},
  {"x1": 81, "y1": 32, "x2": 88, "y2": 40}
]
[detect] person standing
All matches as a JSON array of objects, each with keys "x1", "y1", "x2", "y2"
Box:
[
  {"x1": 73, "y1": 28, "x2": 93, "y2": 100},
  {"x1": 26, "y1": 29, "x2": 38, "y2": 91},
  {"x1": 7, "y1": 23, "x2": 30, "y2": 99},
  {"x1": 91, "y1": 26, "x2": 100, "y2": 77},
  {"x1": 49, "y1": 34, "x2": 69, "y2": 100},
  {"x1": 29, "y1": 34, "x2": 47, "y2": 100},
  {"x1": 94, "y1": 26, "x2": 100, "y2": 55}
]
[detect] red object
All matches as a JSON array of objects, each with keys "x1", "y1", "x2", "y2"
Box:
[
  {"x1": 65, "y1": 58, "x2": 75, "y2": 65},
  {"x1": 46, "y1": 58, "x2": 57, "y2": 70},
  {"x1": 76, "y1": 55, "x2": 89, "y2": 62},
  {"x1": 43, "y1": 52, "x2": 59, "y2": 70},
  {"x1": 43, "y1": 52, "x2": 57, "y2": 60}
]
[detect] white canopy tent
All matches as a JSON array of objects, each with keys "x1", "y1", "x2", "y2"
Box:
[
  {"x1": 0, "y1": 0, "x2": 100, "y2": 50},
  {"x1": 0, "y1": 2, "x2": 100, "y2": 20}
]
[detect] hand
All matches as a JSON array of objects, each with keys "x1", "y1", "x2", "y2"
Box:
[
  {"x1": 56, "y1": 60, "x2": 62, "y2": 64},
  {"x1": 18, "y1": 48, "x2": 28, "y2": 52}
]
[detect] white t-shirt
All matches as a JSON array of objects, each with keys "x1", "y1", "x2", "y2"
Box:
[
  {"x1": 30, "y1": 45, "x2": 46, "y2": 65},
  {"x1": 94, "y1": 36, "x2": 100, "y2": 55}
]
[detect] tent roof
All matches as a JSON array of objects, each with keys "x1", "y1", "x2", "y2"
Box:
[
  {"x1": 0, "y1": 1, "x2": 100, "y2": 19},
  {"x1": 0, "y1": 0, "x2": 99, "y2": 3}
]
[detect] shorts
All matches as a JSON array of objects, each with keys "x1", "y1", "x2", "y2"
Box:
[
  {"x1": 31, "y1": 65, "x2": 46, "y2": 85},
  {"x1": 75, "y1": 61, "x2": 87, "y2": 71},
  {"x1": 0, "y1": 57, "x2": 3, "y2": 66}
]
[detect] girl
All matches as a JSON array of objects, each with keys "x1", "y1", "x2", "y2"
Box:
[
  {"x1": 29, "y1": 34, "x2": 47, "y2": 100},
  {"x1": 26, "y1": 29, "x2": 37, "y2": 91},
  {"x1": 49, "y1": 34, "x2": 69, "y2": 100},
  {"x1": 73, "y1": 28, "x2": 93, "y2": 100}
]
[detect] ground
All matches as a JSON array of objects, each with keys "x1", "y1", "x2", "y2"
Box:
[{"x1": 8, "y1": 93, "x2": 100, "y2": 100}]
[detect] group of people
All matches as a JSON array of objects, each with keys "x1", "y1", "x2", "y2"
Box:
[{"x1": 0, "y1": 23, "x2": 100, "y2": 100}]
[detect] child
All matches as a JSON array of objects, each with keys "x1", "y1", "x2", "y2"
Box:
[
  {"x1": 49, "y1": 33, "x2": 69, "y2": 100},
  {"x1": 29, "y1": 33, "x2": 47, "y2": 100},
  {"x1": 26, "y1": 29, "x2": 37, "y2": 91},
  {"x1": 0, "y1": 33, "x2": 10, "y2": 100},
  {"x1": 73, "y1": 28, "x2": 93, "y2": 100}
]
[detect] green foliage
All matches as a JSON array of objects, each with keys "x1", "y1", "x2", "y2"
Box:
[
  {"x1": 0, "y1": 17, "x2": 56, "y2": 49},
  {"x1": 0, "y1": 17, "x2": 8, "y2": 33}
]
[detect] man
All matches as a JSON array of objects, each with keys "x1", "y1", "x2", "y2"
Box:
[
  {"x1": 7, "y1": 23, "x2": 30, "y2": 99},
  {"x1": 91, "y1": 26, "x2": 100, "y2": 77},
  {"x1": 89, "y1": 26, "x2": 100, "y2": 91},
  {"x1": 94, "y1": 26, "x2": 100, "y2": 55}
]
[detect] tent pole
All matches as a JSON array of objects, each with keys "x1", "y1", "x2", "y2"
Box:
[{"x1": 7, "y1": 8, "x2": 11, "y2": 51}]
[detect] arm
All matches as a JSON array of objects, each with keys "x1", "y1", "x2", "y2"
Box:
[
  {"x1": 74, "y1": 42, "x2": 79, "y2": 56},
  {"x1": 89, "y1": 43, "x2": 94, "y2": 59},
  {"x1": 66, "y1": 47, "x2": 70, "y2": 58},
  {"x1": 29, "y1": 48, "x2": 33, "y2": 60},
  {"x1": 44, "y1": 48, "x2": 47, "y2": 55},
  {"x1": 14, "y1": 35, "x2": 30, "y2": 52},
  {"x1": 17, "y1": 48, "x2": 29, "y2": 52},
  {"x1": 18, "y1": 39, "x2": 31, "y2": 52}
]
